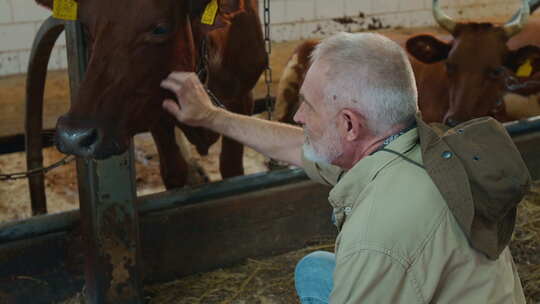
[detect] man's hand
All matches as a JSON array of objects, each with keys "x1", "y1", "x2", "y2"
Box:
[
  {"x1": 161, "y1": 72, "x2": 218, "y2": 127},
  {"x1": 161, "y1": 71, "x2": 304, "y2": 167}
]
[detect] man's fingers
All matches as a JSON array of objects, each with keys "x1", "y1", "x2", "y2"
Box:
[
  {"x1": 162, "y1": 99, "x2": 182, "y2": 118},
  {"x1": 160, "y1": 79, "x2": 182, "y2": 95},
  {"x1": 169, "y1": 71, "x2": 196, "y2": 83},
  {"x1": 167, "y1": 72, "x2": 204, "y2": 92},
  {"x1": 161, "y1": 72, "x2": 216, "y2": 127}
]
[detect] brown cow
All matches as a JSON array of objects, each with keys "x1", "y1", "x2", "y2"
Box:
[
  {"x1": 274, "y1": 0, "x2": 540, "y2": 127},
  {"x1": 36, "y1": 0, "x2": 267, "y2": 188}
]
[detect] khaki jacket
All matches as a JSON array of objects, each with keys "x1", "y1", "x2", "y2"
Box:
[{"x1": 302, "y1": 128, "x2": 526, "y2": 304}]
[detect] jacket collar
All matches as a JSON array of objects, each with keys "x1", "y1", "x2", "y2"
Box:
[{"x1": 328, "y1": 128, "x2": 419, "y2": 208}]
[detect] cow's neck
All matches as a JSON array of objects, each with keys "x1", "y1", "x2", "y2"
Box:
[
  {"x1": 169, "y1": 18, "x2": 198, "y2": 72},
  {"x1": 191, "y1": 20, "x2": 207, "y2": 65}
]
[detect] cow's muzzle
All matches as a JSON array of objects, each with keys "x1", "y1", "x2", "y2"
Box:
[{"x1": 55, "y1": 116, "x2": 123, "y2": 159}]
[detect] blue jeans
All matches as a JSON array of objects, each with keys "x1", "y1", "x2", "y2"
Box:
[{"x1": 295, "y1": 251, "x2": 336, "y2": 304}]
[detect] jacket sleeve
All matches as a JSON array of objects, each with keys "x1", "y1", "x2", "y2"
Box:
[{"x1": 330, "y1": 249, "x2": 424, "y2": 304}]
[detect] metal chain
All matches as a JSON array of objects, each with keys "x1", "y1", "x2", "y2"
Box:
[
  {"x1": 502, "y1": 66, "x2": 540, "y2": 92},
  {"x1": 262, "y1": 0, "x2": 287, "y2": 170},
  {"x1": 196, "y1": 38, "x2": 209, "y2": 84},
  {"x1": 505, "y1": 75, "x2": 540, "y2": 91},
  {"x1": 263, "y1": 0, "x2": 273, "y2": 120},
  {"x1": 196, "y1": 37, "x2": 227, "y2": 109},
  {"x1": 0, "y1": 155, "x2": 75, "y2": 181}
]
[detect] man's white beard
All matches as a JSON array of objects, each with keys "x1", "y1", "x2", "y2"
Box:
[
  {"x1": 303, "y1": 143, "x2": 331, "y2": 164},
  {"x1": 303, "y1": 126, "x2": 342, "y2": 165}
]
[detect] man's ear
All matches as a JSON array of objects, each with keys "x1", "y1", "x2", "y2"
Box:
[
  {"x1": 406, "y1": 34, "x2": 452, "y2": 64},
  {"x1": 505, "y1": 45, "x2": 540, "y2": 77},
  {"x1": 339, "y1": 109, "x2": 366, "y2": 141}
]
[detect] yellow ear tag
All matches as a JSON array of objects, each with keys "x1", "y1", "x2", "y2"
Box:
[
  {"x1": 201, "y1": 0, "x2": 219, "y2": 25},
  {"x1": 516, "y1": 59, "x2": 533, "y2": 77},
  {"x1": 53, "y1": 0, "x2": 78, "y2": 21}
]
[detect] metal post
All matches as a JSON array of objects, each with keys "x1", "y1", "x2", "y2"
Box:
[{"x1": 64, "y1": 20, "x2": 143, "y2": 304}]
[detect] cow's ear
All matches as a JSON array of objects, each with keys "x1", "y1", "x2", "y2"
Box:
[
  {"x1": 188, "y1": 0, "x2": 241, "y2": 16},
  {"x1": 406, "y1": 34, "x2": 451, "y2": 64},
  {"x1": 506, "y1": 45, "x2": 540, "y2": 77},
  {"x1": 35, "y1": 0, "x2": 54, "y2": 10},
  {"x1": 188, "y1": 0, "x2": 212, "y2": 16},
  {"x1": 35, "y1": 0, "x2": 80, "y2": 11},
  {"x1": 192, "y1": 0, "x2": 244, "y2": 34}
]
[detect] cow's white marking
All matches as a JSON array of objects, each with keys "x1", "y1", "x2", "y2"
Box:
[{"x1": 273, "y1": 54, "x2": 301, "y2": 121}]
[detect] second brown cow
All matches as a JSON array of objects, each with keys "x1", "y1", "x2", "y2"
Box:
[{"x1": 274, "y1": 0, "x2": 540, "y2": 127}]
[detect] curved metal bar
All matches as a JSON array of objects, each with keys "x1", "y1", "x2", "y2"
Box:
[
  {"x1": 504, "y1": 115, "x2": 540, "y2": 136},
  {"x1": 25, "y1": 16, "x2": 66, "y2": 216}
]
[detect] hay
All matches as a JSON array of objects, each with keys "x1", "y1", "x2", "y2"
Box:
[
  {"x1": 58, "y1": 182, "x2": 540, "y2": 304},
  {"x1": 144, "y1": 239, "x2": 335, "y2": 304},
  {"x1": 511, "y1": 181, "x2": 540, "y2": 303},
  {"x1": 140, "y1": 181, "x2": 540, "y2": 304},
  {"x1": 57, "y1": 238, "x2": 336, "y2": 304}
]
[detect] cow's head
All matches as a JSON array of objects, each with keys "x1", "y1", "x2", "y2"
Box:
[
  {"x1": 406, "y1": 0, "x2": 540, "y2": 126},
  {"x1": 36, "y1": 0, "x2": 234, "y2": 158}
]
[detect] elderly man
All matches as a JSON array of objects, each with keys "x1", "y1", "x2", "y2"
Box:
[{"x1": 161, "y1": 32, "x2": 526, "y2": 303}]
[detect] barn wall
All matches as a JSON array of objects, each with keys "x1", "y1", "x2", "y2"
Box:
[
  {"x1": 0, "y1": 0, "x2": 66, "y2": 77},
  {"x1": 0, "y1": 0, "x2": 524, "y2": 76},
  {"x1": 263, "y1": 0, "x2": 521, "y2": 41}
]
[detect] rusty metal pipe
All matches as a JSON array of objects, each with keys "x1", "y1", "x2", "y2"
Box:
[
  {"x1": 25, "y1": 17, "x2": 66, "y2": 216},
  {"x1": 63, "y1": 20, "x2": 144, "y2": 303}
]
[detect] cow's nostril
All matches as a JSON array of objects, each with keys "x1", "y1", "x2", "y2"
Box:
[
  {"x1": 80, "y1": 128, "x2": 99, "y2": 149},
  {"x1": 55, "y1": 126, "x2": 100, "y2": 157}
]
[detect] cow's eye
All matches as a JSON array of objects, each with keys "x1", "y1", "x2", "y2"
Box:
[
  {"x1": 152, "y1": 24, "x2": 171, "y2": 36},
  {"x1": 145, "y1": 23, "x2": 173, "y2": 43}
]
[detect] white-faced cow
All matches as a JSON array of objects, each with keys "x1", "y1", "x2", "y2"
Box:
[
  {"x1": 36, "y1": 0, "x2": 267, "y2": 188},
  {"x1": 274, "y1": 0, "x2": 540, "y2": 127}
]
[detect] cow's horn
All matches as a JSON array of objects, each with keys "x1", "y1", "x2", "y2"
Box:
[
  {"x1": 503, "y1": 0, "x2": 530, "y2": 38},
  {"x1": 433, "y1": 0, "x2": 457, "y2": 34}
]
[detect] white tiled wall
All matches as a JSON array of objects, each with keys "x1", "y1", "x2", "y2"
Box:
[
  {"x1": 262, "y1": 0, "x2": 522, "y2": 42},
  {"x1": 0, "y1": 0, "x2": 63, "y2": 76},
  {"x1": 0, "y1": 0, "x2": 527, "y2": 76}
]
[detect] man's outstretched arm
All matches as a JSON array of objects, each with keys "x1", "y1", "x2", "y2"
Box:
[{"x1": 161, "y1": 72, "x2": 304, "y2": 167}]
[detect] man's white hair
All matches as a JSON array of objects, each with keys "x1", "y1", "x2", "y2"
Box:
[{"x1": 311, "y1": 32, "x2": 418, "y2": 135}]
